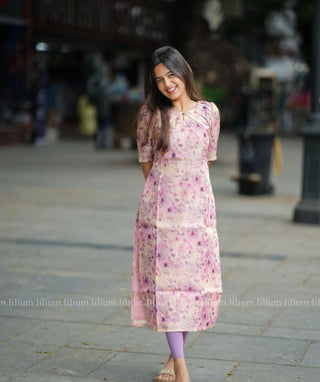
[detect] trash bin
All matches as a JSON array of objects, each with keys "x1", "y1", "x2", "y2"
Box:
[{"x1": 232, "y1": 133, "x2": 274, "y2": 195}]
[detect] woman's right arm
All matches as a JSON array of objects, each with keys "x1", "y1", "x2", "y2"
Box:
[
  {"x1": 141, "y1": 162, "x2": 153, "y2": 180},
  {"x1": 137, "y1": 106, "x2": 154, "y2": 179}
]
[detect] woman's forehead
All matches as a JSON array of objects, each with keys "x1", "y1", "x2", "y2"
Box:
[{"x1": 154, "y1": 63, "x2": 171, "y2": 78}]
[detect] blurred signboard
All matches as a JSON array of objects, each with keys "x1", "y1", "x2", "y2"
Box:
[{"x1": 33, "y1": 0, "x2": 168, "y2": 46}]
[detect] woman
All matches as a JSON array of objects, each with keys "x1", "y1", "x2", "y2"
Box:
[{"x1": 131, "y1": 46, "x2": 222, "y2": 382}]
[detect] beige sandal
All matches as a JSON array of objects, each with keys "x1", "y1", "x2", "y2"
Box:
[{"x1": 154, "y1": 368, "x2": 175, "y2": 381}]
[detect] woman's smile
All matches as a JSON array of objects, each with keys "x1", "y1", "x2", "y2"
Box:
[{"x1": 167, "y1": 85, "x2": 177, "y2": 94}]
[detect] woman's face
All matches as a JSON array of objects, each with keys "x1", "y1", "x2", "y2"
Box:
[{"x1": 154, "y1": 63, "x2": 186, "y2": 102}]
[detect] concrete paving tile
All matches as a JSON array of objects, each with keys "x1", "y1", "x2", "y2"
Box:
[
  {"x1": 272, "y1": 309, "x2": 320, "y2": 330},
  {"x1": 226, "y1": 362, "x2": 319, "y2": 381},
  {"x1": 262, "y1": 230, "x2": 319, "y2": 259},
  {"x1": 236, "y1": 263, "x2": 309, "y2": 287},
  {"x1": 0, "y1": 371, "x2": 19, "y2": 382},
  {"x1": 275, "y1": 259, "x2": 320, "y2": 279},
  {"x1": 0, "y1": 342, "x2": 58, "y2": 373},
  {"x1": 182, "y1": 357, "x2": 237, "y2": 382},
  {"x1": 89, "y1": 351, "x2": 236, "y2": 382},
  {"x1": 186, "y1": 332, "x2": 308, "y2": 365},
  {"x1": 48, "y1": 306, "x2": 125, "y2": 323},
  {"x1": 209, "y1": 321, "x2": 264, "y2": 336},
  {"x1": 300, "y1": 341, "x2": 320, "y2": 367},
  {"x1": 0, "y1": 271, "x2": 36, "y2": 296},
  {"x1": 88, "y1": 351, "x2": 165, "y2": 381},
  {"x1": 304, "y1": 274, "x2": 320, "y2": 291},
  {"x1": 220, "y1": 277, "x2": 253, "y2": 299},
  {"x1": 240, "y1": 278, "x2": 310, "y2": 299},
  {"x1": 27, "y1": 347, "x2": 115, "y2": 377},
  {"x1": 218, "y1": 305, "x2": 279, "y2": 326},
  {"x1": 0, "y1": 317, "x2": 39, "y2": 341},
  {"x1": 0, "y1": 244, "x2": 131, "y2": 278},
  {"x1": 0, "y1": 309, "x2": 50, "y2": 321},
  {"x1": 10, "y1": 321, "x2": 94, "y2": 346},
  {"x1": 12, "y1": 373, "x2": 105, "y2": 381},
  {"x1": 0, "y1": 260, "x2": 130, "y2": 298},
  {"x1": 0, "y1": 293, "x2": 125, "y2": 323},
  {"x1": 219, "y1": 255, "x2": 242, "y2": 271},
  {"x1": 0, "y1": 306, "x2": 121, "y2": 324},
  {"x1": 102, "y1": 307, "x2": 131, "y2": 326},
  {"x1": 23, "y1": 273, "x2": 125, "y2": 297},
  {"x1": 230, "y1": 257, "x2": 281, "y2": 272},
  {"x1": 262, "y1": 326, "x2": 320, "y2": 341},
  {"x1": 68, "y1": 325, "x2": 171, "y2": 354}
]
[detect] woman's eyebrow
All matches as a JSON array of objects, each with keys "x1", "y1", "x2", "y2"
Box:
[{"x1": 154, "y1": 70, "x2": 172, "y2": 80}]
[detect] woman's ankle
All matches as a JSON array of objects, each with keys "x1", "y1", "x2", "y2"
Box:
[
  {"x1": 174, "y1": 359, "x2": 189, "y2": 382},
  {"x1": 164, "y1": 354, "x2": 174, "y2": 368},
  {"x1": 174, "y1": 357, "x2": 188, "y2": 371}
]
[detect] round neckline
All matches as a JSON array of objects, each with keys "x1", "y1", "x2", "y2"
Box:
[{"x1": 171, "y1": 101, "x2": 200, "y2": 114}]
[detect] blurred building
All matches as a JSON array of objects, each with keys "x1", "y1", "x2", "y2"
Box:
[
  {"x1": 0, "y1": 0, "x2": 172, "y2": 146},
  {"x1": 184, "y1": 0, "x2": 310, "y2": 132},
  {"x1": 0, "y1": 0, "x2": 311, "y2": 146},
  {"x1": 0, "y1": 0, "x2": 30, "y2": 144}
]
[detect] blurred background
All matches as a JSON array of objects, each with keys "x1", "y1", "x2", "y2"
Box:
[{"x1": 0, "y1": 0, "x2": 313, "y2": 148}]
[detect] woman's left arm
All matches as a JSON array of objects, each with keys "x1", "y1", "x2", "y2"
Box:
[
  {"x1": 207, "y1": 103, "x2": 220, "y2": 163},
  {"x1": 141, "y1": 162, "x2": 153, "y2": 180}
]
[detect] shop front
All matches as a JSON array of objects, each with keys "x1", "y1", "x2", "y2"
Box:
[
  {"x1": 0, "y1": 0, "x2": 31, "y2": 145},
  {"x1": 1, "y1": 0, "x2": 172, "y2": 146}
]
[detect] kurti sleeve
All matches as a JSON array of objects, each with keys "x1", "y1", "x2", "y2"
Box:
[
  {"x1": 136, "y1": 106, "x2": 154, "y2": 163},
  {"x1": 207, "y1": 102, "x2": 220, "y2": 161}
]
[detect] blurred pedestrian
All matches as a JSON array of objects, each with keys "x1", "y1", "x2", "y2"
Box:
[
  {"x1": 33, "y1": 60, "x2": 48, "y2": 146},
  {"x1": 87, "y1": 72, "x2": 111, "y2": 149},
  {"x1": 131, "y1": 46, "x2": 222, "y2": 382}
]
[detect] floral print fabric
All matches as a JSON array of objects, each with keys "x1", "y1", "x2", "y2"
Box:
[{"x1": 131, "y1": 101, "x2": 222, "y2": 332}]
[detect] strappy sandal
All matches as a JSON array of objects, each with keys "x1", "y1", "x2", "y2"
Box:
[{"x1": 154, "y1": 368, "x2": 175, "y2": 381}]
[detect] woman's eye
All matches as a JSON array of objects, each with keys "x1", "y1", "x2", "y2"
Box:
[{"x1": 156, "y1": 78, "x2": 163, "y2": 84}]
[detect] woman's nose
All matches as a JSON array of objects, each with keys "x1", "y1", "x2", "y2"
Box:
[{"x1": 163, "y1": 77, "x2": 171, "y2": 87}]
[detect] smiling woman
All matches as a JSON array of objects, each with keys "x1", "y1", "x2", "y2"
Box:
[
  {"x1": 154, "y1": 65, "x2": 188, "y2": 104},
  {"x1": 143, "y1": 46, "x2": 202, "y2": 153},
  {"x1": 131, "y1": 46, "x2": 222, "y2": 382}
]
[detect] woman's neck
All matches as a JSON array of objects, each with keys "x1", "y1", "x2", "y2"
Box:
[{"x1": 172, "y1": 96, "x2": 197, "y2": 112}]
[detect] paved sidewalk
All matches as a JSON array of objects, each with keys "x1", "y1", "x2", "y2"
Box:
[{"x1": 0, "y1": 133, "x2": 319, "y2": 382}]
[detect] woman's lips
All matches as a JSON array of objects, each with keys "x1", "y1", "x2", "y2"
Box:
[{"x1": 167, "y1": 86, "x2": 177, "y2": 94}]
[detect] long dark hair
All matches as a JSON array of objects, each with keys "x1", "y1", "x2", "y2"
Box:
[{"x1": 142, "y1": 46, "x2": 201, "y2": 152}]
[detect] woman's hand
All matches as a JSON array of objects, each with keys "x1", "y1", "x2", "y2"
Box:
[{"x1": 141, "y1": 162, "x2": 153, "y2": 180}]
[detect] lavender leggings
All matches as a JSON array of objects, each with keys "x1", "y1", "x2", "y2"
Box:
[{"x1": 165, "y1": 331, "x2": 189, "y2": 360}]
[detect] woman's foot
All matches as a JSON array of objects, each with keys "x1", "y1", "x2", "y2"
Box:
[
  {"x1": 154, "y1": 354, "x2": 175, "y2": 381},
  {"x1": 174, "y1": 357, "x2": 190, "y2": 382}
]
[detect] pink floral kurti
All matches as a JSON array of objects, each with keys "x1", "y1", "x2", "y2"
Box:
[{"x1": 131, "y1": 101, "x2": 222, "y2": 332}]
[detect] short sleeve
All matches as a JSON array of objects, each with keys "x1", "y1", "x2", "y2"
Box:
[
  {"x1": 207, "y1": 102, "x2": 220, "y2": 161},
  {"x1": 136, "y1": 106, "x2": 154, "y2": 163}
]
